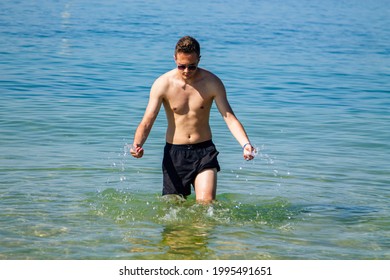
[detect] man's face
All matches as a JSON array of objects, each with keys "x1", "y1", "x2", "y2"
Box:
[{"x1": 174, "y1": 52, "x2": 200, "y2": 81}]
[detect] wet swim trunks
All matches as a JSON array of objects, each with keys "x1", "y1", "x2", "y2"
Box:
[{"x1": 162, "y1": 140, "x2": 220, "y2": 197}]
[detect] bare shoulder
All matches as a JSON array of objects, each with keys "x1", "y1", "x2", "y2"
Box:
[
  {"x1": 199, "y1": 68, "x2": 226, "y2": 95},
  {"x1": 152, "y1": 70, "x2": 173, "y2": 87},
  {"x1": 150, "y1": 70, "x2": 175, "y2": 96},
  {"x1": 200, "y1": 68, "x2": 223, "y2": 82}
]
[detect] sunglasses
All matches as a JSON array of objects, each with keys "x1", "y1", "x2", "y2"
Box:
[{"x1": 177, "y1": 64, "x2": 198, "y2": 71}]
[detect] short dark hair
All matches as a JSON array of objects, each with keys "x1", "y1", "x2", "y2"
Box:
[{"x1": 175, "y1": 36, "x2": 200, "y2": 57}]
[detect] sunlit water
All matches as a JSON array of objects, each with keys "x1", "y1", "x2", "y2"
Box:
[{"x1": 1, "y1": 0, "x2": 389, "y2": 259}]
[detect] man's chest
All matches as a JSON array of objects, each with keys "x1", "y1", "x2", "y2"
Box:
[{"x1": 165, "y1": 86, "x2": 213, "y2": 114}]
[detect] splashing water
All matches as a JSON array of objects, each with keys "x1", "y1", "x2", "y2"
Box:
[{"x1": 86, "y1": 188, "x2": 300, "y2": 228}]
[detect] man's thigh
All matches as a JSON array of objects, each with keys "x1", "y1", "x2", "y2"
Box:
[{"x1": 194, "y1": 168, "x2": 217, "y2": 202}]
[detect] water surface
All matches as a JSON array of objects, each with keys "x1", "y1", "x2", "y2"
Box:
[{"x1": 0, "y1": 0, "x2": 389, "y2": 259}]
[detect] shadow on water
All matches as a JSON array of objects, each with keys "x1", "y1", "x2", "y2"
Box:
[{"x1": 302, "y1": 204, "x2": 381, "y2": 225}]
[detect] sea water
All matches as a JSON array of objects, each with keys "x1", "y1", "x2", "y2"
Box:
[{"x1": 0, "y1": 0, "x2": 389, "y2": 259}]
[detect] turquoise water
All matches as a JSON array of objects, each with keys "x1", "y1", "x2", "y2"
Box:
[{"x1": 1, "y1": 0, "x2": 389, "y2": 259}]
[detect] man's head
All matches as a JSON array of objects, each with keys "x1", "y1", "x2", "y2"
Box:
[
  {"x1": 174, "y1": 36, "x2": 201, "y2": 58},
  {"x1": 174, "y1": 36, "x2": 201, "y2": 81}
]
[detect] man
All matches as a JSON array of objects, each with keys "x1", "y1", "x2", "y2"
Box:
[{"x1": 131, "y1": 36, "x2": 254, "y2": 203}]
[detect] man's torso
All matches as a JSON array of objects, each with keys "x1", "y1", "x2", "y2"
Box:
[{"x1": 161, "y1": 68, "x2": 217, "y2": 144}]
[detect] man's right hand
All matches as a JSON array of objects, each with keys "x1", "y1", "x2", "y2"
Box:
[{"x1": 130, "y1": 144, "x2": 144, "y2": 158}]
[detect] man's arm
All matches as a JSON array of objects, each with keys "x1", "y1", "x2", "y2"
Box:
[
  {"x1": 131, "y1": 78, "x2": 165, "y2": 158},
  {"x1": 213, "y1": 78, "x2": 255, "y2": 160}
]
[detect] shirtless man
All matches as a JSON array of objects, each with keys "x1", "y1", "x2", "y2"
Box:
[{"x1": 131, "y1": 36, "x2": 254, "y2": 203}]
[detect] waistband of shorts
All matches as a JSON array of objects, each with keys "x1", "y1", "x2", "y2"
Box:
[{"x1": 165, "y1": 140, "x2": 215, "y2": 150}]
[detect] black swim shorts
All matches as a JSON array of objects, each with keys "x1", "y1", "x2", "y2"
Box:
[{"x1": 162, "y1": 140, "x2": 220, "y2": 197}]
